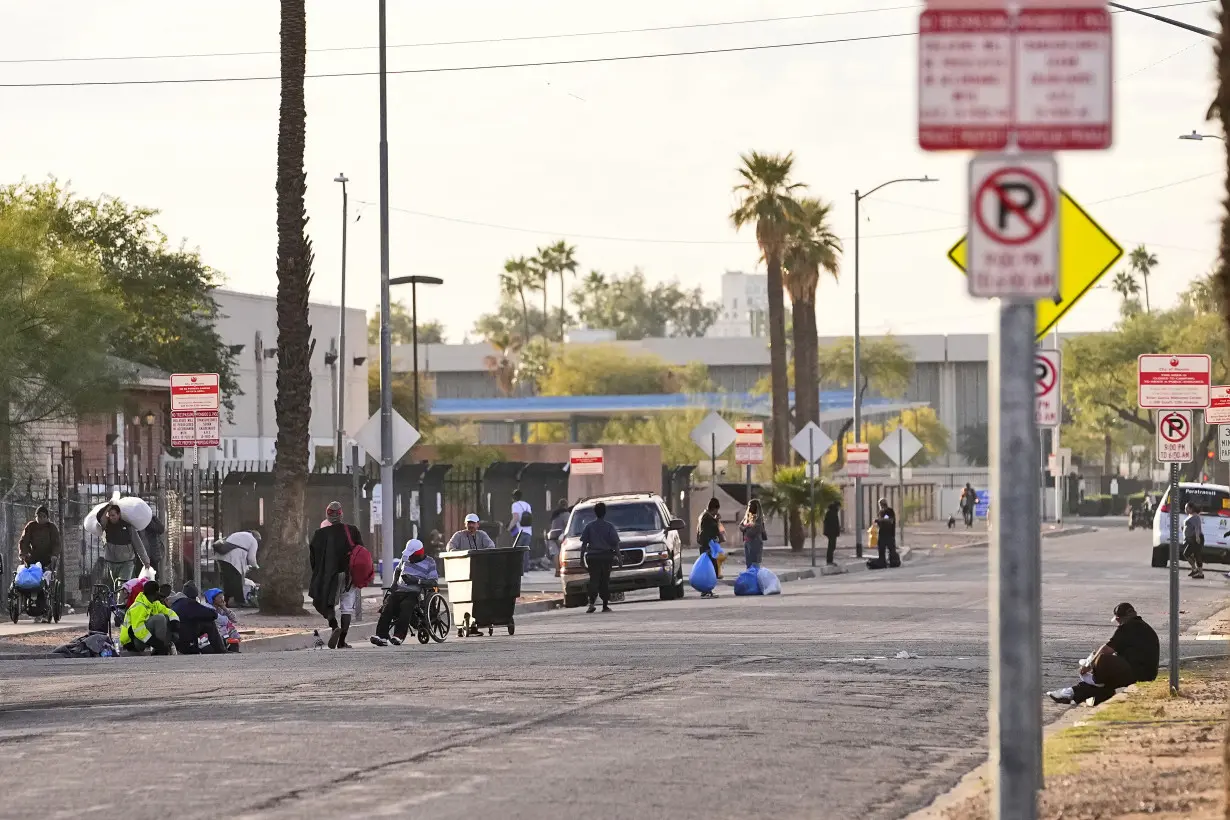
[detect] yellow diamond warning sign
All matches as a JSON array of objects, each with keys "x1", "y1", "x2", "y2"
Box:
[{"x1": 947, "y1": 190, "x2": 1123, "y2": 339}]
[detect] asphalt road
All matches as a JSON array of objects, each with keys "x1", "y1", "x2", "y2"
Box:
[{"x1": 1, "y1": 528, "x2": 1225, "y2": 820}]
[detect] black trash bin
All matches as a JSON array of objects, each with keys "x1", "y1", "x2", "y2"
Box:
[{"x1": 441, "y1": 546, "x2": 527, "y2": 637}]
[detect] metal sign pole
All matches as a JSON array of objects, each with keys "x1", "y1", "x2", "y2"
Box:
[
  {"x1": 745, "y1": 464, "x2": 751, "y2": 513},
  {"x1": 990, "y1": 300, "x2": 1042, "y2": 820},
  {"x1": 1168, "y1": 459, "x2": 1180, "y2": 692},
  {"x1": 898, "y1": 427, "x2": 906, "y2": 548},
  {"x1": 711, "y1": 433, "x2": 716, "y2": 499},
  {"x1": 809, "y1": 430, "x2": 816, "y2": 568},
  {"x1": 192, "y1": 442, "x2": 201, "y2": 590}
]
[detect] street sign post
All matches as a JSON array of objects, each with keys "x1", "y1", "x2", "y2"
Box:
[
  {"x1": 1156, "y1": 410, "x2": 1194, "y2": 464},
  {"x1": 569, "y1": 449, "x2": 605, "y2": 476},
  {"x1": 791, "y1": 422, "x2": 834, "y2": 568},
  {"x1": 880, "y1": 426, "x2": 923, "y2": 550},
  {"x1": 947, "y1": 189, "x2": 1123, "y2": 338},
  {"x1": 1155, "y1": 407, "x2": 1194, "y2": 698},
  {"x1": 1035, "y1": 350, "x2": 1062, "y2": 427},
  {"x1": 1137, "y1": 354, "x2": 1212, "y2": 409},
  {"x1": 691, "y1": 412, "x2": 737, "y2": 497},
  {"x1": 1206, "y1": 386, "x2": 1230, "y2": 424},
  {"x1": 967, "y1": 153, "x2": 1060, "y2": 299},
  {"x1": 918, "y1": 7, "x2": 1012, "y2": 151},
  {"x1": 171, "y1": 373, "x2": 220, "y2": 589},
  {"x1": 355, "y1": 409, "x2": 421, "y2": 464}
]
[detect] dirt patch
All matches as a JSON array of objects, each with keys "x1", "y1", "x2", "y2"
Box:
[{"x1": 941, "y1": 658, "x2": 1229, "y2": 820}]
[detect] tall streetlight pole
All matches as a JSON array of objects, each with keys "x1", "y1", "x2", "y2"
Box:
[
  {"x1": 390, "y1": 275, "x2": 445, "y2": 430},
  {"x1": 334, "y1": 172, "x2": 349, "y2": 470},
  {"x1": 852, "y1": 176, "x2": 936, "y2": 557},
  {"x1": 377, "y1": 0, "x2": 395, "y2": 588}
]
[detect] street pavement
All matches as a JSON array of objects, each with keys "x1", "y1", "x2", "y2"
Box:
[{"x1": 0, "y1": 527, "x2": 1225, "y2": 820}]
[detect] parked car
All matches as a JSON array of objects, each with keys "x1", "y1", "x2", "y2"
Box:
[
  {"x1": 1151, "y1": 482, "x2": 1230, "y2": 567},
  {"x1": 551, "y1": 493, "x2": 687, "y2": 608}
]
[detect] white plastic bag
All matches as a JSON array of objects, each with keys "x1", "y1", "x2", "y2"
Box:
[
  {"x1": 117, "y1": 496, "x2": 153, "y2": 531},
  {"x1": 756, "y1": 567, "x2": 781, "y2": 595},
  {"x1": 83, "y1": 499, "x2": 109, "y2": 537},
  {"x1": 137, "y1": 565, "x2": 157, "y2": 582}
]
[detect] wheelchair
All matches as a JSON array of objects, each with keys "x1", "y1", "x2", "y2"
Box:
[
  {"x1": 383, "y1": 580, "x2": 452, "y2": 645},
  {"x1": 8, "y1": 564, "x2": 64, "y2": 624}
]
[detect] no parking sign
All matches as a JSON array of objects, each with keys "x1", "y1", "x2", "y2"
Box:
[{"x1": 1156, "y1": 410, "x2": 1193, "y2": 464}]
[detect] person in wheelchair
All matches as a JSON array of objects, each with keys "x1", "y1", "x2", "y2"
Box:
[
  {"x1": 18, "y1": 505, "x2": 60, "y2": 617},
  {"x1": 370, "y1": 539, "x2": 438, "y2": 647}
]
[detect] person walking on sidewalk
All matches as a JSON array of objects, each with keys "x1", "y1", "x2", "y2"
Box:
[
  {"x1": 822, "y1": 500, "x2": 842, "y2": 566},
  {"x1": 309, "y1": 501, "x2": 362, "y2": 649},
  {"x1": 960, "y1": 484, "x2": 977, "y2": 528},
  {"x1": 738, "y1": 499, "x2": 767, "y2": 568},
  {"x1": 509, "y1": 489, "x2": 534, "y2": 574},
  {"x1": 580, "y1": 502, "x2": 621, "y2": 613},
  {"x1": 1183, "y1": 501, "x2": 1205, "y2": 579}
]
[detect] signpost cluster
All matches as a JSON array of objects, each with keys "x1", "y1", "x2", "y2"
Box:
[
  {"x1": 919, "y1": 2, "x2": 1116, "y2": 816},
  {"x1": 170, "y1": 373, "x2": 220, "y2": 588}
]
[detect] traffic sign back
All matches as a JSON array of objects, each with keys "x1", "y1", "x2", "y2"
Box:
[
  {"x1": 967, "y1": 154, "x2": 1059, "y2": 299},
  {"x1": 690, "y1": 412, "x2": 737, "y2": 458},
  {"x1": 791, "y1": 422, "x2": 833, "y2": 465},
  {"x1": 947, "y1": 189, "x2": 1123, "y2": 337},
  {"x1": 879, "y1": 427, "x2": 923, "y2": 467}
]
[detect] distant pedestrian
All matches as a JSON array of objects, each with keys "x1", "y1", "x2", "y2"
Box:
[
  {"x1": 960, "y1": 484, "x2": 977, "y2": 527},
  {"x1": 822, "y1": 500, "x2": 842, "y2": 566},
  {"x1": 510, "y1": 489, "x2": 533, "y2": 574},
  {"x1": 580, "y1": 502, "x2": 621, "y2": 613},
  {"x1": 875, "y1": 498, "x2": 899, "y2": 569},
  {"x1": 1183, "y1": 502, "x2": 1205, "y2": 579},
  {"x1": 447, "y1": 513, "x2": 497, "y2": 551},
  {"x1": 308, "y1": 501, "x2": 362, "y2": 649},
  {"x1": 548, "y1": 498, "x2": 570, "y2": 576},
  {"x1": 739, "y1": 499, "x2": 767, "y2": 568},
  {"x1": 696, "y1": 498, "x2": 726, "y2": 578}
]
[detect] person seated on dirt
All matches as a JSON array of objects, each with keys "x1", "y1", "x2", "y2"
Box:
[
  {"x1": 204, "y1": 588, "x2": 242, "y2": 652},
  {"x1": 1047, "y1": 602, "x2": 1159, "y2": 706},
  {"x1": 371, "y1": 539, "x2": 439, "y2": 647},
  {"x1": 119, "y1": 580, "x2": 180, "y2": 656},
  {"x1": 97, "y1": 503, "x2": 151, "y2": 584},
  {"x1": 169, "y1": 582, "x2": 225, "y2": 654},
  {"x1": 447, "y1": 513, "x2": 496, "y2": 551},
  {"x1": 18, "y1": 505, "x2": 61, "y2": 617}
]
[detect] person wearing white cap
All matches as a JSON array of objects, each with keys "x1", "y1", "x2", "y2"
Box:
[{"x1": 447, "y1": 513, "x2": 496, "y2": 551}]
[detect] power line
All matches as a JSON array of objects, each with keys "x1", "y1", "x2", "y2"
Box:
[
  {"x1": 0, "y1": 4, "x2": 920, "y2": 65},
  {"x1": 0, "y1": 1, "x2": 1209, "y2": 89},
  {"x1": 0, "y1": 32, "x2": 915, "y2": 88}
]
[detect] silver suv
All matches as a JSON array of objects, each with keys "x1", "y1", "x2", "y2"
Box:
[{"x1": 550, "y1": 493, "x2": 687, "y2": 608}]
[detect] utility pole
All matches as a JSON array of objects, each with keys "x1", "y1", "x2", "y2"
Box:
[
  {"x1": 334, "y1": 172, "x2": 349, "y2": 470},
  {"x1": 376, "y1": 0, "x2": 395, "y2": 587}
]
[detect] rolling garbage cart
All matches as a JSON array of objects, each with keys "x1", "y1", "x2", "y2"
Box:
[{"x1": 441, "y1": 546, "x2": 527, "y2": 637}]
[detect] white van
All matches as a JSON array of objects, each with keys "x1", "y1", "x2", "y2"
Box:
[{"x1": 1151, "y1": 482, "x2": 1230, "y2": 567}]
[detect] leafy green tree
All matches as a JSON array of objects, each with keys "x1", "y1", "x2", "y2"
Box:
[
  {"x1": 367, "y1": 301, "x2": 446, "y2": 345},
  {"x1": 784, "y1": 197, "x2": 842, "y2": 431},
  {"x1": 473, "y1": 294, "x2": 562, "y2": 349},
  {"x1": 569, "y1": 269, "x2": 720, "y2": 339},
  {"x1": 759, "y1": 467, "x2": 842, "y2": 550},
  {"x1": 842, "y1": 408, "x2": 950, "y2": 468},
  {"x1": 0, "y1": 181, "x2": 240, "y2": 416},
  {"x1": 816, "y1": 335, "x2": 914, "y2": 465},
  {"x1": 0, "y1": 206, "x2": 127, "y2": 474},
  {"x1": 731, "y1": 151, "x2": 806, "y2": 470}
]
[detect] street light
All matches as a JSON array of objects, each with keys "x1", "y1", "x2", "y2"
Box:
[
  {"x1": 334, "y1": 172, "x2": 349, "y2": 470},
  {"x1": 390, "y1": 275, "x2": 445, "y2": 430},
  {"x1": 1179, "y1": 130, "x2": 1225, "y2": 141},
  {"x1": 852, "y1": 175, "x2": 936, "y2": 558},
  {"x1": 377, "y1": 0, "x2": 394, "y2": 588}
]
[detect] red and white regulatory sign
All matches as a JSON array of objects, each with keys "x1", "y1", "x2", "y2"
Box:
[
  {"x1": 918, "y1": 7, "x2": 1012, "y2": 151},
  {"x1": 569, "y1": 448, "x2": 604, "y2": 476},
  {"x1": 1156, "y1": 409, "x2": 1194, "y2": 464},
  {"x1": 1207, "y1": 385, "x2": 1230, "y2": 424},
  {"x1": 847, "y1": 442, "x2": 871, "y2": 477},
  {"x1": 734, "y1": 421, "x2": 764, "y2": 466},
  {"x1": 1137, "y1": 354, "x2": 1211, "y2": 409},
  {"x1": 967, "y1": 153, "x2": 1059, "y2": 299},
  {"x1": 1035, "y1": 350, "x2": 1062, "y2": 427},
  {"x1": 170, "y1": 373, "x2": 221, "y2": 447}
]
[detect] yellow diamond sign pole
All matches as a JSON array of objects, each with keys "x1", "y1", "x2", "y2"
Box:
[{"x1": 947, "y1": 190, "x2": 1124, "y2": 339}]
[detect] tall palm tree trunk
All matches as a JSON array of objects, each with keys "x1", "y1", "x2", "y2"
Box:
[
  {"x1": 263, "y1": 0, "x2": 313, "y2": 615},
  {"x1": 767, "y1": 255, "x2": 790, "y2": 468},
  {"x1": 1142, "y1": 276, "x2": 1151, "y2": 313},
  {"x1": 1213, "y1": 4, "x2": 1230, "y2": 810},
  {"x1": 559, "y1": 275, "x2": 566, "y2": 342},
  {"x1": 792, "y1": 295, "x2": 820, "y2": 429},
  {"x1": 518, "y1": 288, "x2": 530, "y2": 343}
]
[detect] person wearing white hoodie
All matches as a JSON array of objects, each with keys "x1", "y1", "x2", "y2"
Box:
[{"x1": 371, "y1": 539, "x2": 438, "y2": 646}]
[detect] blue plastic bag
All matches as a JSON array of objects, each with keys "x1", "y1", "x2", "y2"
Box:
[
  {"x1": 708, "y1": 539, "x2": 725, "y2": 558},
  {"x1": 689, "y1": 553, "x2": 717, "y2": 594},
  {"x1": 733, "y1": 566, "x2": 762, "y2": 596},
  {"x1": 15, "y1": 563, "x2": 43, "y2": 589}
]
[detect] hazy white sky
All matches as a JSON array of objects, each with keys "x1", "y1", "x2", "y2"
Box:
[{"x1": 0, "y1": 1, "x2": 1222, "y2": 342}]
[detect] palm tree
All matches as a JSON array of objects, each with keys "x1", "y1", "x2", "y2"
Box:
[
  {"x1": 500, "y1": 256, "x2": 535, "y2": 344},
  {"x1": 731, "y1": 151, "x2": 806, "y2": 468},
  {"x1": 1111, "y1": 269, "x2": 1140, "y2": 302},
  {"x1": 265, "y1": 0, "x2": 312, "y2": 614},
  {"x1": 542, "y1": 240, "x2": 578, "y2": 341},
  {"x1": 484, "y1": 330, "x2": 520, "y2": 396},
  {"x1": 1128, "y1": 244, "x2": 1158, "y2": 312},
  {"x1": 529, "y1": 251, "x2": 550, "y2": 339},
  {"x1": 784, "y1": 197, "x2": 842, "y2": 431}
]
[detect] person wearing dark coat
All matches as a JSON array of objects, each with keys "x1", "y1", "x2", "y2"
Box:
[
  {"x1": 822, "y1": 501, "x2": 842, "y2": 566},
  {"x1": 170, "y1": 582, "x2": 225, "y2": 654},
  {"x1": 309, "y1": 501, "x2": 361, "y2": 649},
  {"x1": 875, "y1": 498, "x2": 899, "y2": 568}
]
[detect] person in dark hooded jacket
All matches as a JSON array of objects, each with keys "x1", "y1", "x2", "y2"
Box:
[
  {"x1": 170, "y1": 582, "x2": 224, "y2": 654},
  {"x1": 309, "y1": 501, "x2": 362, "y2": 649},
  {"x1": 822, "y1": 500, "x2": 842, "y2": 566}
]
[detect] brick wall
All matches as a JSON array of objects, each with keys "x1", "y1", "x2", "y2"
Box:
[{"x1": 10, "y1": 415, "x2": 79, "y2": 485}]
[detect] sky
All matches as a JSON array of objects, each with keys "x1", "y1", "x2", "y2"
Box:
[{"x1": 0, "y1": 1, "x2": 1223, "y2": 343}]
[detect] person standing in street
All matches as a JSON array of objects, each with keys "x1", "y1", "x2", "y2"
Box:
[
  {"x1": 822, "y1": 500, "x2": 842, "y2": 566},
  {"x1": 510, "y1": 489, "x2": 533, "y2": 574},
  {"x1": 309, "y1": 502, "x2": 362, "y2": 649},
  {"x1": 1183, "y1": 501, "x2": 1205, "y2": 579},
  {"x1": 447, "y1": 513, "x2": 497, "y2": 551},
  {"x1": 874, "y1": 498, "x2": 899, "y2": 569},
  {"x1": 580, "y1": 502, "x2": 621, "y2": 613},
  {"x1": 696, "y1": 498, "x2": 726, "y2": 578},
  {"x1": 738, "y1": 499, "x2": 766, "y2": 568},
  {"x1": 960, "y1": 484, "x2": 977, "y2": 527},
  {"x1": 214, "y1": 530, "x2": 260, "y2": 607}
]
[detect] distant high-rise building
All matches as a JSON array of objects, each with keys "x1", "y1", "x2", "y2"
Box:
[{"x1": 707, "y1": 271, "x2": 768, "y2": 338}]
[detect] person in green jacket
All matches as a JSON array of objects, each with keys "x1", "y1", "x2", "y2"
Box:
[{"x1": 120, "y1": 581, "x2": 180, "y2": 655}]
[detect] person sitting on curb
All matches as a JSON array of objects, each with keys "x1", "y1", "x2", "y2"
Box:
[
  {"x1": 447, "y1": 513, "x2": 496, "y2": 551},
  {"x1": 205, "y1": 588, "x2": 242, "y2": 651},
  {"x1": 120, "y1": 580, "x2": 180, "y2": 656},
  {"x1": 1047, "y1": 602, "x2": 1159, "y2": 706},
  {"x1": 170, "y1": 582, "x2": 225, "y2": 654},
  {"x1": 371, "y1": 539, "x2": 439, "y2": 647}
]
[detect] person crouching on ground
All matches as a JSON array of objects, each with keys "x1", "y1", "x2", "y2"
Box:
[
  {"x1": 170, "y1": 582, "x2": 225, "y2": 654},
  {"x1": 309, "y1": 501, "x2": 362, "y2": 649},
  {"x1": 580, "y1": 501, "x2": 621, "y2": 614},
  {"x1": 1047, "y1": 602, "x2": 1159, "y2": 706},
  {"x1": 371, "y1": 539, "x2": 439, "y2": 646},
  {"x1": 205, "y1": 588, "x2": 242, "y2": 651},
  {"x1": 120, "y1": 580, "x2": 180, "y2": 655}
]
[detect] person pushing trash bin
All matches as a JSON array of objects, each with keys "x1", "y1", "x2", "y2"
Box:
[{"x1": 447, "y1": 513, "x2": 497, "y2": 551}]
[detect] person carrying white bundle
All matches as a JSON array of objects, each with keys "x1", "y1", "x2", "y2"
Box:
[{"x1": 93, "y1": 502, "x2": 151, "y2": 584}]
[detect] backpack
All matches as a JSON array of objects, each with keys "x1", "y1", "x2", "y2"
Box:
[{"x1": 344, "y1": 526, "x2": 375, "y2": 588}]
